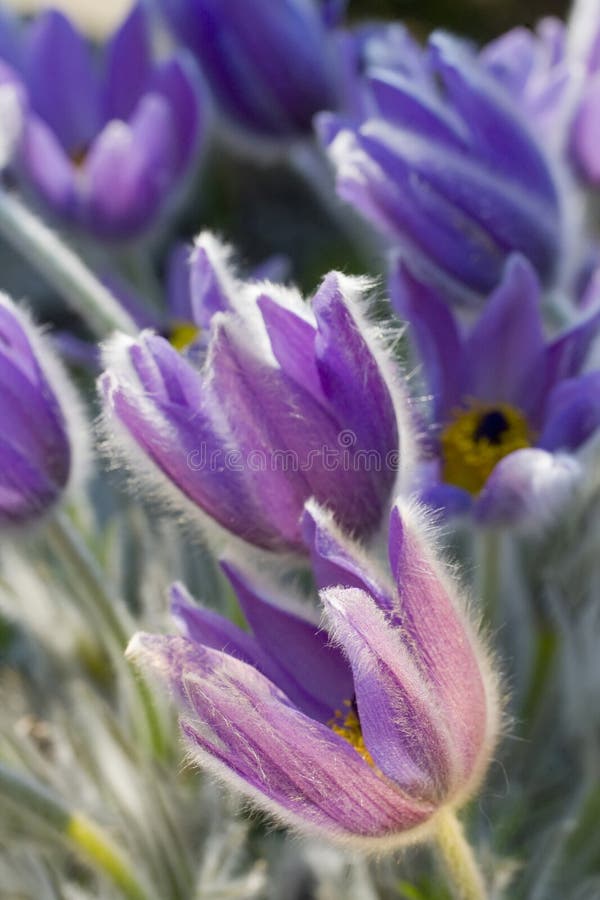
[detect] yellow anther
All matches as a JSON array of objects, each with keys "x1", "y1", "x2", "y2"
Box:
[
  {"x1": 441, "y1": 402, "x2": 531, "y2": 495},
  {"x1": 169, "y1": 321, "x2": 201, "y2": 352},
  {"x1": 329, "y1": 702, "x2": 375, "y2": 767}
]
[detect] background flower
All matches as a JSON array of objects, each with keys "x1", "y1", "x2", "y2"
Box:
[
  {"x1": 0, "y1": 293, "x2": 88, "y2": 526},
  {"x1": 154, "y1": 0, "x2": 342, "y2": 139},
  {"x1": 0, "y1": 4, "x2": 202, "y2": 239},
  {"x1": 320, "y1": 30, "x2": 564, "y2": 306},
  {"x1": 392, "y1": 254, "x2": 600, "y2": 523}
]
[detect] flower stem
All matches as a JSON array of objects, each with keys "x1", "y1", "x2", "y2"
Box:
[
  {"x1": 0, "y1": 188, "x2": 135, "y2": 337},
  {"x1": 0, "y1": 763, "x2": 154, "y2": 900},
  {"x1": 45, "y1": 510, "x2": 167, "y2": 760},
  {"x1": 475, "y1": 529, "x2": 501, "y2": 627},
  {"x1": 434, "y1": 808, "x2": 487, "y2": 900}
]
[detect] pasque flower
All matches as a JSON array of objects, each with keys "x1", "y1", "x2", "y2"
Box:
[
  {"x1": 154, "y1": 0, "x2": 341, "y2": 138},
  {"x1": 0, "y1": 293, "x2": 87, "y2": 526},
  {"x1": 392, "y1": 254, "x2": 600, "y2": 524},
  {"x1": 0, "y1": 4, "x2": 201, "y2": 239},
  {"x1": 320, "y1": 30, "x2": 563, "y2": 306},
  {"x1": 100, "y1": 235, "x2": 412, "y2": 553},
  {"x1": 127, "y1": 499, "x2": 499, "y2": 846}
]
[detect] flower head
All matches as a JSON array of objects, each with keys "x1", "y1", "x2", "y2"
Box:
[
  {"x1": 100, "y1": 236, "x2": 413, "y2": 553},
  {"x1": 127, "y1": 499, "x2": 499, "y2": 847},
  {"x1": 0, "y1": 4, "x2": 202, "y2": 239},
  {"x1": 392, "y1": 254, "x2": 600, "y2": 524},
  {"x1": 0, "y1": 294, "x2": 88, "y2": 526},
  {"x1": 154, "y1": 0, "x2": 342, "y2": 139},
  {"x1": 319, "y1": 31, "x2": 563, "y2": 306}
]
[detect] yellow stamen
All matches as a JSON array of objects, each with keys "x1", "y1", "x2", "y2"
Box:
[
  {"x1": 169, "y1": 321, "x2": 201, "y2": 352},
  {"x1": 329, "y1": 700, "x2": 374, "y2": 766},
  {"x1": 441, "y1": 402, "x2": 531, "y2": 495}
]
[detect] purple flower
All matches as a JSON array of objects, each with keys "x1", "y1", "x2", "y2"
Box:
[
  {"x1": 0, "y1": 294, "x2": 88, "y2": 526},
  {"x1": 100, "y1": 237, "x2": 414, "y2": 553},
  {"x1": 0, "y1": 4, "x2": 202, "y2": 239},
  {"x1": 480, "y1": 18, "x2": 571, "y2": 142},
  {"x1": 391, "y1": 254, "x2": 600, "y2": 525},
  {"x1": 154, "y1": 0, "x2": 341, "y2": 138},
  {"x1": 319, "y1": 31, "x2": 563, "y2": 306},
  {"x1": 127, "y1": 499, "x2": 499, "y2": 846}
]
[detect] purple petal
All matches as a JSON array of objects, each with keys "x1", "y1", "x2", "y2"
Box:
[
  {"x1": 389, "y1": 260, "x2": 463, "y2": 420},
  {"x1": 333, "y1": 125, "x2": 506, "y2": 295},
  {"x1": 19, "y1": 117, "x2": 78, "y2": 220},
  {"x1": 419, "y1": 482, "x2": 472, "y2": 518},
  {"x1": 128, "y1": 633, "x2": 434, "y2": 840},
  {"x1": 82, "y1": 95, "x2": 176, "y2": 238},
  {"x1": 188, "y1": 239, "x2": 236, "y2": 328},
  {"x1": 222, "y1": 560, "x2": 354, "y2": 722},
  {"x1": 464, "y1": 256, "x2": 546, "y2": 414},
  {"x1": 167, "y1": 243, "x2": 194, "y2": 323},
  {"x1": 0, "y1": 437, "x2": 59, "y2": 524},
  {"x1": 103, "y1": 3, "x2": 152, "y2": 122},
  {"x1": 387, "y1": 503, "x2": 490, "y2": 787},
  {"x1": 171, "y1": 581, "x2": 266, "y2": 668},
  {"x1": 475, "y1": 447, "x2": 581, "y2": 525},
  {"x1": 313, "y1": 273, "x2": 398, "y2": 494},
  {"x1": 101, "y1": 336, "x2": 288, "y2": 551},
  {"x1": 25, "y1": 10, "x2": 101, "y2": 154},
  {"x1": 544, "y1": 308, "x2": 600, "y2": 391},
  {"x1": 572, "y1": 76, "x2": 600, "y2": 184},
  {"x1": 538, "y1": 372, "x2": 600, "y2": 451},
  {"x1": 149, "y1": 56, "x2": 201, "y2": 173},
  {"x1": 322, "y1": 585, "x2": 452, "y2": 802},
  {"x1": 302, "y1": 502, "x2": 393, "y2": 607},
  {"x1": 257, "y1": 294, "x2": 323, "y2": 402},
  {"x1": 430, "y1": 32, "x2": 558, "y2": 207},
  {"x1": 366, "y1": 69, "x2": 469, "y2": 152}
]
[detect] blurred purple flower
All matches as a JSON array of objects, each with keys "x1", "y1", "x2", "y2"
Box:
[
  {"x1": 127, "y1": 499, "x2": 499, "y2": 846},
  {"x1": 154, "y1": 0, "x2": 342, "y2": 138},
  {"x1": 391, "y1": 254, "x2": 600, "y2": 525},
  {"x1": 320, "y1": 31, "x2": 563, "y2": 306},
  {"x1": 0, "y1": 4, "x2": 202, "y2": 239},
  {"x1": 0, "y1": 294, "x2": 88, "y2": 526},
  {"x1": 480, "y1": 18, "x2": 571, "y2": 141},
  {"x1": 100, "y1": 238, "x2": 414, "y2": 553}
]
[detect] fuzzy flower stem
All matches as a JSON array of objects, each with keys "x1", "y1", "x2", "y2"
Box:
[
  {"x1": 0, "y1": 763, "x2": 154, "y2": 900},
  {"x1": 0, "y1": 189, "x2": 136, "y2": 337},
  {"x1": 434, "y1": 808, "x2": 487, "y2": 900},
  {"x1": 476, "y1": 529, "x2": 502, "y2": 627},
  {"x1": 45, "y1": 510, "x2": 167, "y2": 760}
]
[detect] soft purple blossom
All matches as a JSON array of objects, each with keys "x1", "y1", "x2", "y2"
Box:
[
  {"x1": 480, "y1": 18, "x2": 571, "y2": 142},
  {"x1": 127, "y1": 499, "x2": 499, "y2": 847},
  {"x1": 319, "y1": 30, "x2": 563, "y2": 306},
  {"x1": 391, "y1": 254, "x2": 600, "y2": 525},
  {"x1": 0, "y1": 4, "x2": 202, "y2": 239},
  {"x1": 100, "y1": 237, "x2": 414, "y2": 553},
  {"x1": 0, "y1": 294, "x2": 88, "y2": 526},
  {"x1": 154, "y1": 0, "x2": 342, "y2": 138}
]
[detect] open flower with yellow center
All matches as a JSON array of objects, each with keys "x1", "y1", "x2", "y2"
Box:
[
  {"x1": 392, "y1": 254, "x2": 600, "y2": 525},
  {"x1": 127, "y1": 499, "x2": 499, "y2": 848}
]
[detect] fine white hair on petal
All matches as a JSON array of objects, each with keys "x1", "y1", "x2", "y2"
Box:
[
  {"x1": 0, "y1": 292, "x2": 92, "y2": 503},
  {"x1": 393, "y1": 497, "x2": 504, "y2": 806}
]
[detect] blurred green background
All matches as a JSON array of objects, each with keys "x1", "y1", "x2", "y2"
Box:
[{"x1": 353, "y1": 0, "x2": 571, "y2": 39}]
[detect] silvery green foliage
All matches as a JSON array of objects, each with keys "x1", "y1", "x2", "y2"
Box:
[{"x1": 0, "y1": 498, "x2": 266, "y2": 900}]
